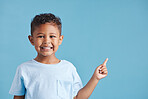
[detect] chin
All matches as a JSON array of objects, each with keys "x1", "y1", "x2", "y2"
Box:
[{"x1": 41, "y1": 53, "x2": 54, "y2": 57}]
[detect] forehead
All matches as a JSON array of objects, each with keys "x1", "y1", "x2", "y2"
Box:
[{"x1": 33, "y1": 23, "x2": 60, "y2": 35}]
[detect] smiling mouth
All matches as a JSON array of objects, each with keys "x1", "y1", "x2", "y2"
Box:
[
  {"x1": 41, "y1": 46, "x2": 53, "y2": 50},
  {"x1": 41, "y1": 47, "x2": 53, "y2": 49}
]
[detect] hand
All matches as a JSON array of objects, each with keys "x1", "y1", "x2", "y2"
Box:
[{"x1": 93, "y1": 58, "x2": 108, "y2": 80}]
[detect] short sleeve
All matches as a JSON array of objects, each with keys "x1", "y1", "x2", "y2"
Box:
[
  {"x1": 9, "y1": 66, "x2": 26, "y2": 96},
  {"x1": 72, "y1": 67, "x2": 83, "y2": 97}
]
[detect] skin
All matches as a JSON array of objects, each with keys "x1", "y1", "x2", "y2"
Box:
[
  {"x1": 14, "y1": 95, "x2": 25, "y2": 99},
  {"x1": 28, "y1": 23, "x2": 64, "y2": 64},
  {"x1": 75, "y1": 58, "x2": 108, "y2": 99},
  {"x1": 14, "y1": 22, "x2": 108, "y2": 99},
  {"x1": 13, "y1": 23, "x2": 64, "y2": 99}
]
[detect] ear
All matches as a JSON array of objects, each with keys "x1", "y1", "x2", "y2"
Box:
[
  {"x1": 59, "y1": 35, "x2": 64, "y2": 45},
  {"x1": 28, "y1": 35, "x2": 34, "y2": 46}
]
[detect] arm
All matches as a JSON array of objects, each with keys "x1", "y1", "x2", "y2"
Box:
[
  {"x1": 75, "y1": 76, "x2": 99, "y2": 99},
  {"x1": 75, "y1": 58, "x2": 108, "y2": 99},
  {"x1": 14, "y1": 95, "x2": 25, "y2": 99}
]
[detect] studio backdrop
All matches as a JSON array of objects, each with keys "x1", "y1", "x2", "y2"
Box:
[{"x1": 0, "y1": 0, "x2": 148, "y2": 99}]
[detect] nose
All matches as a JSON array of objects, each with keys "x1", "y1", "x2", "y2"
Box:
[{"x1": 43, "y1": 36, "x2": 51, "y2": 44}]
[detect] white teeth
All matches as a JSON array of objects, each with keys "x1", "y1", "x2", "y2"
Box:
[{"x1": 42, "y1": 47, "x2": 52, "y2": 49}]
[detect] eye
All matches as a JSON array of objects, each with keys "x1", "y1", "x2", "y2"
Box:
[
  {"x1": 50, "y1": 36, "x2": 56, "y2": 38},
  {"x1": 38, "y1": 36, "x2": 44, "y2": 38}
]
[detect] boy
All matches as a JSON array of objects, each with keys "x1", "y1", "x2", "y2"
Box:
[{"x1": 9, "y1": 13, "x2": 108, "y2": 99}]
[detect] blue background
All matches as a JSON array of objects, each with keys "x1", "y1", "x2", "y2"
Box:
[{"x1": 0, "y1": 0, "x2": 148, "y2": 99}]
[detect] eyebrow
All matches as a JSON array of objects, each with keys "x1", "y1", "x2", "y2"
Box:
[
  {"x1": 37, "y1": 33, "x2": 43, "y2": 35},
  {"x1": 37, "y1": 33, "x2": 56, "y2": 35}
]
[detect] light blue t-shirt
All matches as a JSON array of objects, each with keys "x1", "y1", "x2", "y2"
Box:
[{"x1": 9, "y1": 59, "x2": 83, "y2": 99}]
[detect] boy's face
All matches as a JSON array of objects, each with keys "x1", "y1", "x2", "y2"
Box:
[{"x1": 28, "y1": 23, "x2": 64, "y2": 57}]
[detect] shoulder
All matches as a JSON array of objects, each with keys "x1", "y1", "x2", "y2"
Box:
[
  {"x1": 16, "y1": 59, "x2": 34, "y2": 71},
  {"x1": 61, "y1": 60, "x2": 76, "y2": 70}
]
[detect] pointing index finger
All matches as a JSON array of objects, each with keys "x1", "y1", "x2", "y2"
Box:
[{"x1": 103, "y1": 58, "x2": 108, "y2": 65}]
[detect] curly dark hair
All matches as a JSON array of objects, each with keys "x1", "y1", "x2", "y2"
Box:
[{"x1": 31, "y1": 13, "x2": 62, "y2": 36}]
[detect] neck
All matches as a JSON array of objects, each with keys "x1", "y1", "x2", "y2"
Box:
[{"x1": 34, "y1": 54, "x2": 60, "y2": 64}]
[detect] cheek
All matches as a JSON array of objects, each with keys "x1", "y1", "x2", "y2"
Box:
[
  {"x1": 35, "y1": 39, "x2": 42, "y2": 45},
  {"x1": 57, "y1": 38, "x2": 62, "y2": 44},
  {"x1": 34, "y1": 40, "x2": 42, "y2": 50},
  {"x1": 53, "y1": 39, "x2": 59, "y2": 44}
]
